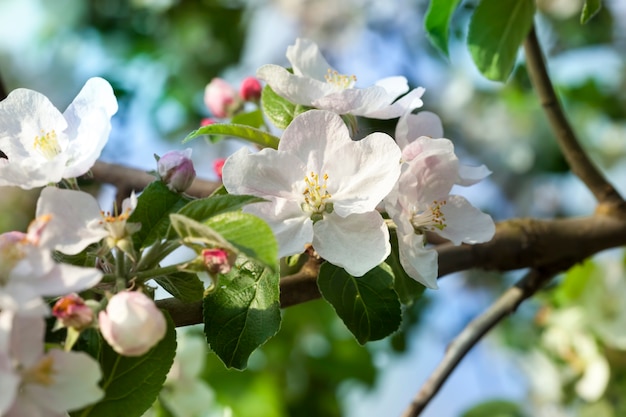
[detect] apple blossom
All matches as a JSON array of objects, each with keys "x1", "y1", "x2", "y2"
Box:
[
  {"x1": 98, "y1": 291, "x2": 167, "y2": 356},
  {"x1": 385, "y1": 137, "x2": 495, "y2": 288},
  {"x1": 239, "y1": 76, "x2": 262, "y2": 102},
  {"x1": 202, "y1": 248, "x2": 234, "y2": 275},
  {"x1": 52, "y1": 293, "x2": 94, "y2": 330},
  {"x1": 0, "y1": 311, "x2": 103, "y2": 416},
  {"x1": 157, "y1": 148, "x2": 196, "y2": 192},
  {"x1": 257, "y1": 38, "x2": 425, "y2": 119},
  {"x1": 204, "y1": 78, "x2": 242, "y2": 118},
  {"x1": 0, "y1": 215, "x2": 103, "y2": 315},
  {"x1": 223, "y1": 109, "x2": 401, "y2": 276},
  {"x1": 0, "y1": 77, "x2": 117, "y2": 189},
  {"x1": 213, "y1": 157, "x2": 226, "y2": 180}
]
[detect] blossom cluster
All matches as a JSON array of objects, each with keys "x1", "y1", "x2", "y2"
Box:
[{"x1": 222, "y1": 38, "x2": 495, "y2": 285}]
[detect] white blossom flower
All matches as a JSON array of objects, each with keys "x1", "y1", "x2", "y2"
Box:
[
  {"x1": 0, "y1": 311, "x2": 103, "y2": 416},
  {"x1": 257, "y1": 38, "x2": 425, "y2": 119},
  {"x1": 385, "y1": 137, "x2": 495, "y2": 288},
  {"x1": 0, "y1": 77, "x2": 117, "y2": 189},
  {"x1": 0, "y1": 215, "x2": 103, "y2": 315},
  {"x1": 223, "y1": 109, "x2": 401, "y2": 276}
]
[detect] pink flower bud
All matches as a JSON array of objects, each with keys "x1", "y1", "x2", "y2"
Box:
[
  {"x1": 200, "y1": 117, "x2": 215, "y2": 127},
  {"x1": 202, "y1": 248, "x2": 233, "y2": 275},
  {"x1": 98, "y1": 291, "x2": 166, "y2": 356},
  {"x1": 239, "y1": 76, "x2": 262, "y2": 102},
  {"x1": 158, "y1": 148, "x2": 196, "y2": 192},
  {"x1": 204, "y1": 78, "x2": 241, "y2": 118},
  {"x1": 52, "y1": 293, "x2": 94, "y2": 330},
  {"x1": 213, "y1": 158, "x2": 226, "y2": 180}
]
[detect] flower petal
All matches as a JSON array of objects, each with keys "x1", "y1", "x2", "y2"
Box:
[
  {"x1": 62, "y1": 77, "x2": 118, "y2": 178},
  {"x1": 257, "y1": 64, "x2": 336, "y2": 105},
  {"x1": 286, "y1": 38, "x2": 334, "y2": 81},
  {"x1": 312, "y1": 211, "x2": 389, "y2": 277},
  {"x1": 397, "y1": 232, "x2": 439, "y2": 289},
  {"x1": 436, "y1": 195, "x2": 495, "y2": 245},
  {"x1": 395, "y1": 110, "x2": 443, "y2": 150}
]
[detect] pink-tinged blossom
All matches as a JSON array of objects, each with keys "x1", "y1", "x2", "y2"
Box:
[
  {"x1": 157, "y1": 149, "x2": 196, "y2": 192},
  {"x1": 202, "y1": 248, "x2": 233, "y2": 275},
  {"x1": 213, "y1": 158, "x2": 226, "y2": 180},
  {"x1": 200, "y1": 117, "x2": 215, "y2": 127},
  {"x1": 239, "y1": 76, "x2": 262, "y2": 102},
  {"x1": 98, "y1": 291, "x2": 167, "y2": 356},
  {"x1": 52, "y1": 293, "x2": 94, "y2": 330},
  {"x1": 0, "y1": 77, "x2": 117, "y2": 189},
  {"x1": 0, "y1": 215, "x2": 103, "y2": 315},
  {"x1": 256, "y1": 38, "x2": 425, "y2": 119},
  {"x1": 0, "y1": 311, "x2": 103, "y2": 416},
  {"x1": 203, "y1": 78, "x2": 242, "y2": 118},
  {"x1": 223, "y1": 109, "x2": 401, "y2": 276},
  {"x1": 385, "y1": 137, "x2": 495, "y2": 289}
]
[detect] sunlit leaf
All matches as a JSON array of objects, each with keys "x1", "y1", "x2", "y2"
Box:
[
  {"x1": 231, "y1": 109, "x2": 264, "y2": 128},
  {"x1": 461, "y1": 399, "x2": 525, "y2": 417},
  {"x1": 317, "y1": 263, "x2": 402, "y2": 344},
  {"x1": 468, "y1": 0, "x2": 535, "y2": 81},
  {"x1": 203, "y1": 260, "x2": 281, "y2": 370},
  {"x1": 580, "y1": 0, "x2": 602, "y2": 24},
  {"x1": 183, "y1": 123, "x2": 279, "y2": 149},
  {"x1": 424, "y1": 0, "x2": 462, "y2": 56},
  {"x1": 261, "y1": 84, "x2": 296, "y2": 130}
]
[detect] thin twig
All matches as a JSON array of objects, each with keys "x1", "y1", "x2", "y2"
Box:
[
  {"x1": 524, "y1": 26, "x2": 624, "y2": 209},
  {"x1": 401, "y1": 268, "x2": 558, "y2": 417}
]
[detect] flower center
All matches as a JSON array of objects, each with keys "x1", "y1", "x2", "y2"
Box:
[
  {"x1": 100, "y1": 206, "x2": 133, "y2": 240},
  {"x1": 410, "y1": 200, "x2": 447, "y2": 233},
  {"x1": 0, "y1": 232, "x2": 27, "y2": 287},
  {"x1": 325, "y1": 69, "x2": 356, "y2": 89},
  {"x1": 33, "y1": 129, "x2": 62, "y2": 160},
  {"x1": 301, "y1": 171, "x2": 333, "y2": 222},
  {"x1": 22, "y1": 355, "x2": 56, "y2": 386}
]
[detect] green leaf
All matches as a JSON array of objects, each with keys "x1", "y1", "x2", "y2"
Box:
[
  {"x1": 461, "y1": 399, "x2": 525, "y2": 417},
  {"x1": 231, "y1": 109, "x2": 265, "y2": 128},
  {"x1": 183, "y1": 123, "x2": 279, "y2": 149},
  {"x1": 387, "y1": 230, "x2": 425, "y2": 305},
  {"x1": 205, "y1": 211, "x2": 278, "y2": 271},
  {"x1": 552, "y1": 259, "x2": 595, "y2": 306},
  {"x1": 424, "y1": 0, "x2": 462, "y2": 56},
  {"x1": 317, "y1": 263, "x2": 402, "y2": 344},
  {"x1": 170, "y1": 214, "x2": 237, "y2": 250},
  {"x1": 177, "y1": 194, "x2": 265, "y2": 225},
  {"x1": 260, "y1": 84, "x2": 297, "y2": 130},
  {"x1": 72, "y1": 312, "x2": 177, "y2": 417},
  {"x1": 155, "y1": 271, "x2": 205, "y2": 303},
  {"x1": 580, "y1": 0, "x2": 602, "y2": 24},
  {"x1": 129, "y1": 181, "x2": 191, "y2": 250},
  {"x1": 467, "y1": 0, "x2": 535, "y2": 81},
  {"x1": 203, "y1": 260, "x2": 281, "y2": 370}
]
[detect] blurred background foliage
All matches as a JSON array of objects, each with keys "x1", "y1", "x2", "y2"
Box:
[{"x1": 1, "y1": 0, "x2": 626, "y2": 416}]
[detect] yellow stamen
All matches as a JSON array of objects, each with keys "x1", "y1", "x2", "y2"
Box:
[
  {"x1": 302, "y1": 171, "x2": 332, "y2": 221},
  {"x1": 324, "y1": 69, "x2": 356, "y2": 89},
  {"x1": 22, "y1": 356, "x2": 56, "y2": 386},
  {"x1": 33, "y1": 129, "x2": 62, "y2": 160},
  {"x1": 410, "y1": 200, "x2": 447, "y2": 233}
]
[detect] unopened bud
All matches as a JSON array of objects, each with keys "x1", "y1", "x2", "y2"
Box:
[
  {"x1": 52, "y1": 293, "x2": 94, "y2": 330},
  {"x1": 98, "y1": 291, "x2": 167, "y2": 356},
  {"x1": 204, "y1": 78, "x2": 242, "y2": 118},
  {"x1": 158, "y1": 149, "x2": 196, "y2": 192},
  {"x1": 213, "y1": 158, "x2": 226, "y2": 181},
  {"x1": 239, "y1": 76, "x2": 262, "y2": 102},
  {"x1": 200, "y1": 117, "x2": 215, "y2": 127},
  {"x1": 202, "y1": 248, "x2": 233, "y2": 275}
]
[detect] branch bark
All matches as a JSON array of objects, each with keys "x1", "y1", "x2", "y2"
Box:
[{"x1": 523, "y1": 26, "x2": 624, "y2": 209}]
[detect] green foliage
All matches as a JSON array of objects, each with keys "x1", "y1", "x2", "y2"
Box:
[
  {"x1": 71, "y1": 313, "x2": 177, "y2": 417},
  {"x1": 175, "y1": 194, "x2": 266, "y2": 228},
  {"x1": 154, "y1": 271, "x2": 205, "y2": 303},
  {"x1": 203, "y1": 259, "x2": 281, "y2": 370},
  {"x1": 468, "y1": 0, "x2": 535, "y2": 81},
  {"x1": 424, "y1": 0, "x2": 462, "y2": 56},
  {"x1": 129, "y1": 180, "x2": 191, "y2": 250},
  {"x1": 552, "y1": 259, "x2": 596, "y2": 306},
  {"x1": 261, "y1": 84, "x2": 297, "y2": 129},
  {"x1": 581, "y1": 0, "x2": 602, "y2": 24},
  {"x1": 317, "y1": 263, "x2": 402, "y2": 344},
  {"x1": 183, "y1": 122, "x2": 280, "y2": 149},
  {"x1": 231, "y1": 109, "x2": 265, "y2": 128},
  {"x1": 205, "y1": 211, "x2": 279, "y2": 271},
  {"x1": 461, "y1": 399, "x2": 526, "y2": 417}
]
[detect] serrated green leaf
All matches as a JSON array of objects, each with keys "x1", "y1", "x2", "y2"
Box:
[
  {"x1": 424, "y1": 0, "x2": 462, "y2": 56},
  {"x1": 317, "y1": 263, "x2": 402, "y2": 344},
  {"x1": 387, "y1": 230, "x2": 425, "y2": 305},
  {"x1": 468, "y1": 0, "x2": 535, "y2": 81},
  {"x1": 231, "y1": 109, "x2": 264, "y2": 128},
  {"x1": 72, "y1": 312, "x2": 177, "y2": 417},
  {"x1": 155, "y1": 271, "x2": 205, "y2": 303},
  {"x1": 183, "y1": 123, "x2": 279, "y2": 149},
  {"x1": 178, "y1": 194, "x2": 266, "y2": 224},
  {"x1": 170, "y1": 214, "x2": 236, "y2": 251},
  {"x1": 203, "y1": 260, "x2": 281, "y2": 370},
  {"x1": 129, "y1": 181, "x2": 191, "y2": 250},
  {"x1": 580, "y1": 0, "x2": 602, "y2": 24},
  {"x1": 205, "y1": 211, "x2": 278, "y2": 271},
  {"x1": 261, "y1": 84, "x2": 297, "y2": 130}
]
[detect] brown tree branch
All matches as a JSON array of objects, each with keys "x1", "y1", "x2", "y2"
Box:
[
  {"x1": 401, "y1": 268, "x2": 558, "y2": 417},
  {"x1": 523, "y1": 26, "x2": 624, "y2": 209}
]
